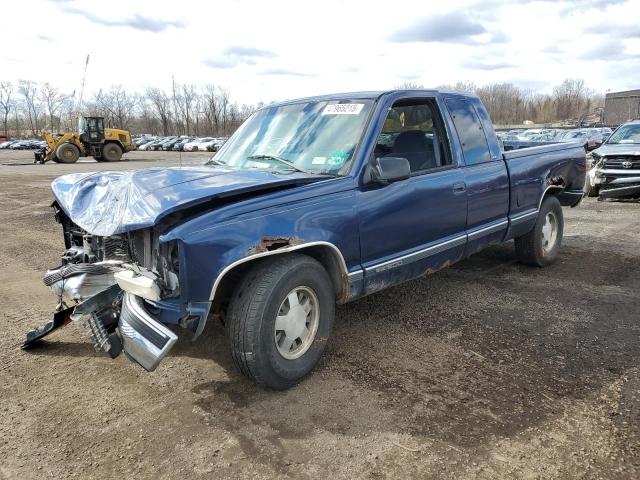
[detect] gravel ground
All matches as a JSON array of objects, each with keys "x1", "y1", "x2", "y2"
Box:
[{"x1": 0, "y1": 150, "x2": 638, "y2": 479}]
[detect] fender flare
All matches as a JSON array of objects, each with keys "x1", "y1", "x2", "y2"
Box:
[{"x1": 193, "y1": 241, "x2": 351, "y2": 338}]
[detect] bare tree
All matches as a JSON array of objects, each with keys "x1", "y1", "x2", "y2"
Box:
[
  {"x1": 218, "y1": 87, "x2": 230, "y2": 135},
  {"x1": 40, "y1": 83, "x2": 68, "y2": 132},
  {"x1": 146, "y1": 87, "x2": 172, "y2": 135},
  {"x1": 553, "y1": 78, "x2": 592, "y2": 121},
  {"x1": 18, "y1": 80, "x2": 41, "y2": 136},
  {"x1": 180, "y1": 84, "x2": 197, "y2": 135},
  {"x1": 395, "y1": 81, "x2": 425, "y2": 89},
  {"x1": 202, "y1": 84, "x2": 220, "y2": 135},
  {"x1": 94, "y1": 85, "x2": 137, "y2": 129},
  {"x1": 0, "y1": 82, "x2": 14, "y2": 137}
]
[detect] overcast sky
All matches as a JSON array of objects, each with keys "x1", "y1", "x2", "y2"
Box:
[{"x1": 2, "y1": 0, "x2": 639, "y2": 104}]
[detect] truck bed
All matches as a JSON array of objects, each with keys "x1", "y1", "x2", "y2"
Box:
[{"x1": 502, "y1": 141, "x2": 586, "y2": 238}]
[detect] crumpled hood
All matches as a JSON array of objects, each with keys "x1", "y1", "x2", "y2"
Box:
[
  {"x1": 593, "y1": 143, "x2": 640, "y2": 157},
  {"x1": 51, "y1": 166, "x2": 320, "y2": 236}
]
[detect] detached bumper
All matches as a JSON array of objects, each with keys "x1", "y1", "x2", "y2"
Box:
[{"x1": 118, "y1": 293, "x2": 177, "y2": 371}]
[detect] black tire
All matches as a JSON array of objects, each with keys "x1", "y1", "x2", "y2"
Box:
[
  {"x1": 102, "y1": 142, "x2": 123, "y2": 162},
  {"x1": 226, "y1": 253, "x2": 335, "y2": 390},
  {"x1": 587, "y1": 183, "x2": 600, "y2": 197},
  {"x1": 55, "y1": 143, "x2": 80, "y2": 163},
  {"x1": 515, "y1": 195, "x2": 564, "y2": 267}
]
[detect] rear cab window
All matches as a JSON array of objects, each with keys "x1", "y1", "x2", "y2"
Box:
[{"x1": 445, "y1": 98, "x2": 492, "y2": 166}]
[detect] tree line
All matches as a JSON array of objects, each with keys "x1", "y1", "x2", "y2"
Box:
[
  {"x1": 0, "y1": 79, "x2": 260, "y2": 138},
  {"x1": 400, "y1": 78, "x2": 604, "y2": 125},
  {"x1": 0, "y1": 77, "x2": 606, "y2": 138}
]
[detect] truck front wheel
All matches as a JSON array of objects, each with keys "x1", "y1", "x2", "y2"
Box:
[
  {"x1": 55, "y1": 143, "x2": 80, "y2": 163},
  {"x1": 102, "y1": 143, "x2": 123, "y2": 162},
  {"x1": 515, "y1": 196, "x2": 564, "y2": 267},
  {"x1": 225, "y1": 254, "x2": 335, "y2": 390}
]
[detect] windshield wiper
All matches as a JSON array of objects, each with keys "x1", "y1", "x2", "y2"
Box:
[{"x1": 247, "y1": 154, "x2": 316, "y2": 175}]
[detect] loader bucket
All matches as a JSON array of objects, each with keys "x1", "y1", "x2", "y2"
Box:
[{"x1": 34, "y1": 149, "x2": 46, "y2": 164}]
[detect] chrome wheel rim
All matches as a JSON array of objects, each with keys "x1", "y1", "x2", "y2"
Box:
[
  {"x1": 274, "y1": 286, "x2": 319, "y2": 360},
  {"x1": 541, "y1": 211, "x2": 558, "y2": 254}
]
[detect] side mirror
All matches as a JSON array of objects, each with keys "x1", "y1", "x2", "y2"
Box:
[{"x1": 372, "y1": 156, "x2": 411, "y2": 183}]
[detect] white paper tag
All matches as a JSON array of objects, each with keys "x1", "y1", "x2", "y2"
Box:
[
  {"x1": 322, "y1": 103, "x2": 364, "y2": 115},
  {"x1": 311, "y1": 157, "x2": 327, "y2": 164}
]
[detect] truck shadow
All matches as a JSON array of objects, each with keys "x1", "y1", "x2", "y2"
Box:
[{"x1": 185, "y1": 242, "x2": 640, "y2": 454}]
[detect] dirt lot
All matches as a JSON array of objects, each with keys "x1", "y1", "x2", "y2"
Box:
[{"x1": 0, "y1": 150, "x2": 638, "y2": 479}]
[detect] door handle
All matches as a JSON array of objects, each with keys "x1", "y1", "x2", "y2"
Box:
[{"x1": 452, "y1": 181, "x2": 467, "y2": 194}]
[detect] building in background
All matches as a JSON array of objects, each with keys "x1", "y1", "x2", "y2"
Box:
[{"x1": 604, "y1": 89, "x2": 640, "y2": 126}]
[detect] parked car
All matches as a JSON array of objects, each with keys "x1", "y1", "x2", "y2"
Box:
[
  {"x1": 587, "y1": 120, "x2": 640, "y2": 198},
  {"x1": 138, "y1": 139, "x2": 161, "y2": 151},
  {"x1": 172, "y1": 137, "x2": 194, "y2": 151},
  {"x1": 133, "y1": 136, "x2": 156, "y2": 147},
  {"x1": 182, "y1": 137, "x2": 214, "y2": 152},
  {"x1": 559, "y1": 129, "x2": 603, "y2": 151},
  {"x1": 0, "y1": 140, "x2": 15, "y2": 149},
  {"x1": 10, "y1": 139, "x2": 42, "y2": 150},
  {"x1": 149, "y1": 137, "x2": 171, "y2": 151},
  {"x1": 516, "y1": 129, "x2": 543, "y2": 141},
  {"x1": 162, "y1": 136, "x2": 188, "y2": 151},
  {"x1": 199, "y1": 138, "x2": 225, "y2": 152},
  {"x1": 26, "y1": 89, "x2": 586, "y2": 390}
]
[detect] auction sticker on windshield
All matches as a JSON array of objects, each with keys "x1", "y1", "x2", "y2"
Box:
[{"x1": 322, "y1": 103, "x2": 364, "y2": 115}]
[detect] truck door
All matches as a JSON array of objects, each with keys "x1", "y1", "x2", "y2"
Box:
[
  {"x1": 444, "y1": 97, "x2": 509, "y2": 256},
  {"x1": 357, "y1": 98, "x2": 468, "y2": 295}
]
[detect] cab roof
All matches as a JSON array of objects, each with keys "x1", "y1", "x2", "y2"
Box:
[{"x1": 269, "y1": 89, "x2": 471, "y2": 107}]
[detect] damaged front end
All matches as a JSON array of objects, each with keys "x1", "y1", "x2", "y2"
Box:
[{"x1": 23, "y1": 204, "x2": 181, "y2": 371}]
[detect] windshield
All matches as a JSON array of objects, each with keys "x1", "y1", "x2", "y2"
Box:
[
  {"x1": 209, "y1": 100, "x2": 374, "y2": 175},
  {"x1": 607, "y1": 124, "x2": 640, "y2": 144},
  {"x1": 564, "y1": 131, "x2": 586, "y2": 139}
]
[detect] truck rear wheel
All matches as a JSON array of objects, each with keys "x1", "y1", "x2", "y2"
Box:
[
  {"x1": 515, "y1": 196, "x2": 563, "y2": 267},
  {"x1": 102, "y1": 143, "x2": 123, "y2": 162},
  {"x1": 55, "y1": 143, "x2": 80, "y2": 163},
  {"x1": 225, "y1": 253, "x2": 335, "y2": 390}
]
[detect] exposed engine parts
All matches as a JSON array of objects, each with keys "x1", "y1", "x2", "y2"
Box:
[{"x1": 24, "y1": 209, "x2": 180, "y2": 363}]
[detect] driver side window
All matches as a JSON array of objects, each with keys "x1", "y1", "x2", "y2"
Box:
[{"x1": 375, "y1": 100, "x2": 451, "y2": 174}]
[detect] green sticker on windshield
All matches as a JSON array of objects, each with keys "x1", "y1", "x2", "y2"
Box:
[{"x1": 327, "y1": 150, "x2": 348, "y2": 166}]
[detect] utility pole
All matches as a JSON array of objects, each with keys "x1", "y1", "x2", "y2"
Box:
[{"x1": 77, "y1": 54, "x2": 90, "y2": 113}]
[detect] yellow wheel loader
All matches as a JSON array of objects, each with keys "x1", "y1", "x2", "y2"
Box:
[{"x1": 34, "y1": 117, "x2": 135, "y2": 164}]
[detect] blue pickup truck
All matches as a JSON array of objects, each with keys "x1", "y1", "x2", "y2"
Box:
[{"x1": 26, "y1": 90, "x2": 586, "y2": 389}]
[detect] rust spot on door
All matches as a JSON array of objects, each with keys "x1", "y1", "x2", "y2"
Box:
[{"x1": 423, "y1": 259, "x2": 451, "y2": 276}]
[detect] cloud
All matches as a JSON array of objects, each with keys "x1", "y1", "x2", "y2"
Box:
[
  {"x1": 389, "y1": 12, "x2": 486, "y2": 44},
  {"x1": 36, "y1": 34, "x2": 55, "y2": 42},
  {"x1": 261, "y1": 68, "x2": 313, "y2": 77},
  {"x1": 223, "y1": 46, "x2": 277, "y2": 58},
  {"x1": 202, "y1": 58, "x2": 243, "y2": 69},
  {"x1": 463, "y1": 60, "x2": 516, "y2": 70},
  {"x1": 489, "y1": 30, "x2": 509, "y2": 43},
  {"x1": 204, "y1": 46, "x2": 278, "y2": 69},
  {"x1": 66, "y1": 8, "x2": 184, "y2": 32},
  {"x1": 543, "y1": 45, "x2": 563, "y2": 54},
  {"x1": 580, "y1": 40, "x2": 638, "y2": 60},
  {"x1": 558, "y1": 0, "x2": 628, "y2": 14},
  {"x1": 585, "y1": 22, "x2": 640, "y2": 39}
]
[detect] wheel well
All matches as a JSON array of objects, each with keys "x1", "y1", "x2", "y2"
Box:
[
  {"x1": 539, "y1": 180, "x2": 565, "y2": 209},
  {"x1": 211, "y1": 244, "x2": 348, "y2": 322},
  {"x1": 103, "y1": 139, "x2": 124, "y2": 149}
]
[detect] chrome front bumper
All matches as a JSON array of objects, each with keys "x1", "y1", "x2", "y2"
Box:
[{"x1": 118, "y1": 293, "x2": 177, "y2": 371}]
